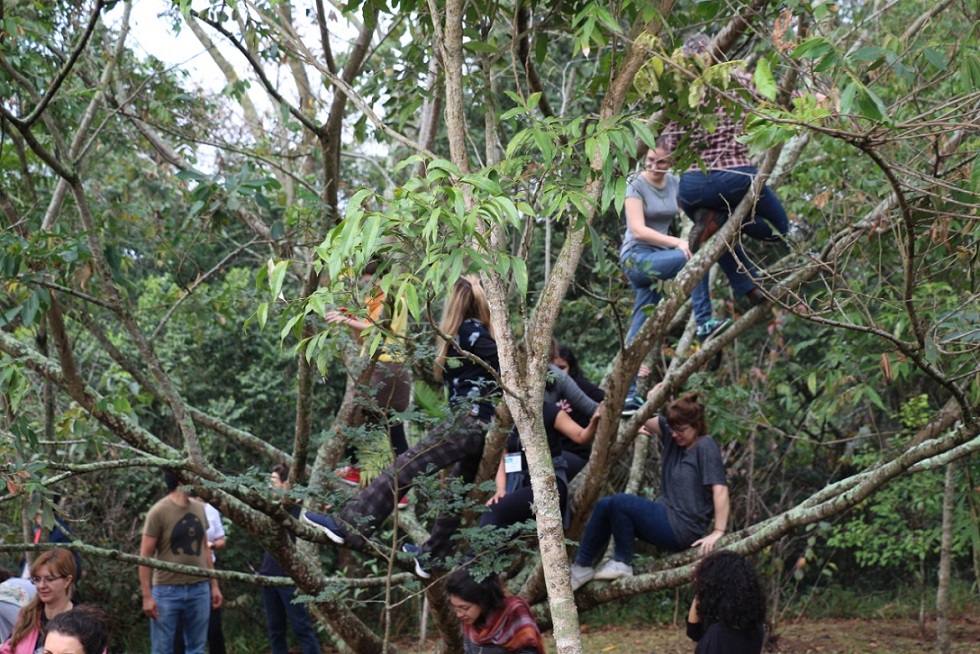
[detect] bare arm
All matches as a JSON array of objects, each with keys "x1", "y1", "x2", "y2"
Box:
[
  {"x1": 625, "y1": 197, "x2": 691, "y2": 259},
  {"x1": 486, "y1": 451, "x2": 507, "y2": 505},
  {"x1": 691, "y1": 484, "x2": 730, "y2": 555},
  {"x1": 139, "y1": 534, "x2": 158, "y2": 619},
  {"x1": 555, "y1": 404, "x2": 602, "y2": 445},
  {"x1": 204, "y1": 539, "x2": 223, "y2": 609}
]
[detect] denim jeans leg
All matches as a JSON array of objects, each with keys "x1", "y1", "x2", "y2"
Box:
[
  {"x1": 607, "y1": 494, "x2": 679, "y2": 563},
  {"x1": 690, "y1": 274, "x2": 713, "y2": 326},
  {"x1": 151, "y1": 585, "x2": 182, "y2": 654},
  {"x1": 280, "y1": 587, "x2": 322, "y2": 654},
  {"x1": 262, "y1": 586, "x2": 289, "y2": 654},
  {"x1": 717, "y1": 246, "x2": 759, "y2": 297},
  {"x1": 575, "y1": 496, "x2": 615, "y2": 566},
  {"x1": 180, "y1": 581, "x2": 212, "y2": 654}
]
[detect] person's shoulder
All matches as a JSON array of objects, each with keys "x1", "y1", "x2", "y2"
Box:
[{"x1": 146, "y1": 496, "x2": 170, "y2": 516}]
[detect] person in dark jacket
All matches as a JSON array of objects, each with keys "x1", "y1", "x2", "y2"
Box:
[{"x1": 260, "y1": 464, "x2": 321, "y2": 654}]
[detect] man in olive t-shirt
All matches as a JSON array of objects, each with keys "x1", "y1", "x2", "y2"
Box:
[{"x1": 139, "y1": 471, "x2": 223, "y2": 654}]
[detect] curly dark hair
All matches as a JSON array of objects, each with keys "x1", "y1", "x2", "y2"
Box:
[
  {"x1": 694, "y1": 551, "x2": 766, "y2": 631},
  {"x1": 46, "y1": 605, "x2": 111, "y2": 654}
]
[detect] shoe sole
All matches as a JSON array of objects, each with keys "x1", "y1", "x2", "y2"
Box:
[
  {"x1": 301, "y1": 514, "x2": 345, "y2": 544},
  {"x1": 594, "y1": 571, "x2": 633, "y2": 581},
  {"x1": 339, "y1": 477, "x2": 361, "y2": 487},
  {"x1": 414, "y1": 560, "x2": 432, "y2": 580}
]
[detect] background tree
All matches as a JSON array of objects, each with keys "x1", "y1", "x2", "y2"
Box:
[{"x1": 1, "y1": 0, "x2": 979, "y2": 652}]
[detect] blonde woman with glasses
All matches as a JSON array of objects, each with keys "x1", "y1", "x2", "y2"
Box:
[{"x1": 2, "y1": 548, "x2": 75, "y2": 654}]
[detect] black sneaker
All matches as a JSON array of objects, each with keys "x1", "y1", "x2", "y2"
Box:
[
  {"x1": 695, "y1": 317, "x2": 732, "y2": 343},
  {"x1": 401, "y1": 543, "x2": 432, "y2": 579},
  {"x1": 621, "y1": 396, "x2": 645, "y2": 417},
  {"x1": 746, "y1": 287, "x2": 768, "y2": 307},
  {"x1": 689, "y1": 208, "x2": 723, "y2": 253}
]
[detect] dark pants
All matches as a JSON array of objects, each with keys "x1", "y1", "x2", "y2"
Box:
[
  {"x1": 262, "y1": 585, "x2": 321, "y2": 654},
  {"x1": 480, "y1": 479, "x2": 568, "y2": 529},
  {"x1": 679, "y1": 166, "x2": 791, "y2": 297},
  {"x1": 338, "y1": 412, "x2": 488, "y2": 559},
  {"x1": 345, "y1": 361, "x2": 413, "y2": 462}
]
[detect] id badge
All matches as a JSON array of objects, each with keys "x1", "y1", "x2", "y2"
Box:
[{"x1": 504, "y1": 453, "x2": 523, "y2": 474}]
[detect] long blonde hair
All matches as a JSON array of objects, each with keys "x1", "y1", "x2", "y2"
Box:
[
  {"x1": 434, "y1": 274, "x2": 493, "y2": 382},
  {"x1": 9, "y1": 548, "x2": 76, "y2": 647}
]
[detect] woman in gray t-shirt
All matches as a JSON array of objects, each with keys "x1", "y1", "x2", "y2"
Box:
[
  {"x1": 570, "y1": 392, "x2": 729, "y2": 590},
  {"x1": 620, "y1": 145, "x2": 727, "y2": 347}
]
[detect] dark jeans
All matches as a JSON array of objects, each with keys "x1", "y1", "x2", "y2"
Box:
[
  {"x1": 262, "y1": 585, "x2": 321, "y2": 654},
  {"x1": 574, "y1": 494, "x2": 681, "y2": 566},
  {"x1": 679, "y1": 166, "x2": 791, "y2": 297}
]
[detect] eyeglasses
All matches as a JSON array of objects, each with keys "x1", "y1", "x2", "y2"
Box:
[
  {"x1": 670, "y1": 423, "x2": 694, "y2": 433},
  {"x1": 30, "y1": 575, "x2": 66, "y2": 585}
]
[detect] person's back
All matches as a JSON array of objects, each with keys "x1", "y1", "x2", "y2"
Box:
[{"x1": 0, "y1": 577, "x2": 34, "y2": 644}]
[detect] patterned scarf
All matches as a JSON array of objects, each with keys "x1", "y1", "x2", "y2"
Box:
[{"x1": 466, "y1": 595, "x2": 545, "y2": 654}]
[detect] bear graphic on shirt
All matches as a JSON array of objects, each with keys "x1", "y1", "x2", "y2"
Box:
[{"x1": 169, "y1": 512, "x2": 205, "y2": 556}]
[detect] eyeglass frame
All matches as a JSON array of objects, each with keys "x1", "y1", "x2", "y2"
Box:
[{"x1": 30, "y1": 575, "x2": 68, "y2": 585}]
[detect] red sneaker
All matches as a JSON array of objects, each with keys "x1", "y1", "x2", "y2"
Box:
[
  {"x1": 397, "y1": 495, "x2": 409, "y2": 510},
  {"x1": 337, "y1": 466, "x2": 361, "y2": 487}
]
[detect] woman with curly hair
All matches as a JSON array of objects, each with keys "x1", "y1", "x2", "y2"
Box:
[
  {"x1": 570, "y1": 392, "x2": 729, "y2": 590},
  {"x1": 687, "y1": 551, "x2": 766, "y2": 653},
  {"x1": 445, "y1": 569, "x2": 545, "y2": 654}
]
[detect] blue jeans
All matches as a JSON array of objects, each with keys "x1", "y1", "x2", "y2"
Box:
[
  {"x1": 151, "y1": 581, "x2": 211, "y2": 654},
  {"x1": 262, "y1": 586, "x2": 322, "y2": 654},
  {"x1": 622, "y1": 245, "x2": 714, "y2": 342},
  {"x1": 621, "y1": 245, "x2": 714, "y2": 397},
  {"x1": 575, "y1": 494, "x2": 680, "y2": 566},
  {"x1": 679, "y1": 167, "x2": 790, "y2": 297}
]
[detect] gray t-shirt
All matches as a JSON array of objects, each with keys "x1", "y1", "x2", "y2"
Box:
[
  {"x1": 657, "y1": 415, "x2": 727, "y2": 547},
  {"x1": 620, "y1": 171, "x2": 681, "y2": 259}
]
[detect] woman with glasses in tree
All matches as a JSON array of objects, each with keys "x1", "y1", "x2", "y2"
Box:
[
  {"x1": 1, "y1": 548, "x2": 76, "y2": 654},
  {"x1": 570, "y1": 392, "x2": 729, "y2": 590}
]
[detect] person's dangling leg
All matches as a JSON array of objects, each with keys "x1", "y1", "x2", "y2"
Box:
[
  {"x1": 419, "y1": 417, "x2": 488, "y2": 562},
  {"x1": 334, "y1": 413, "x2": 487, "y2": 546}
]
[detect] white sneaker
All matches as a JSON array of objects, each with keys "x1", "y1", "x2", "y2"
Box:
[
  {"x1": 570, "y1": 564, "x2": 596, "y2": 591},
  {"x1": 594, "y1": 560, "x2": 633, "y2": 581}
]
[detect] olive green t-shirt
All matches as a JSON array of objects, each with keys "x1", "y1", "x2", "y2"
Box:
[{"x1": 143, "y1": 496, "x2": 211, "y2": 586}]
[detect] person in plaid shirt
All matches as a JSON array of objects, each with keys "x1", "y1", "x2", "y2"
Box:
[{"x1": 660, "y1": 33, "x2": 811, "y2": 307}]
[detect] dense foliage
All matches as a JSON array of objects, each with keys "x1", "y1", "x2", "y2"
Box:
[{"x1": 1, "y1": 0, "x2": 978, "y2": 652}]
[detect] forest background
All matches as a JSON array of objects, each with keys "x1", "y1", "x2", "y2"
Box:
[{"x1": 1, "y1": 0, "x2": 978, "y2": 652}]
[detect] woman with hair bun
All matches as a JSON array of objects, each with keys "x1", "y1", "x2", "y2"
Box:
[
  {"x1": 570, "y1": 392, "x2": 729, "y2": 590},
  {"x1": 43, "y1": 605, "x2": 110, "y2": 654},
  {"x1": 687, "y1": 551, "x2": 766, "y2": 653}
]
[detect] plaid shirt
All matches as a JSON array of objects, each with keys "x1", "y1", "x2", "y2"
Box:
[{"x1": 660, "y1": 70, "x2": 756, "y2": 171}]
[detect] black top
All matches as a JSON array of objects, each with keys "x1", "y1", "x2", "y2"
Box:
[
  {"x1": 444, "y1": 318, "x2": 500, "y2": 423},
  {"x1": 687, "y1": 620, "x2": 765, "y2": 654}
]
